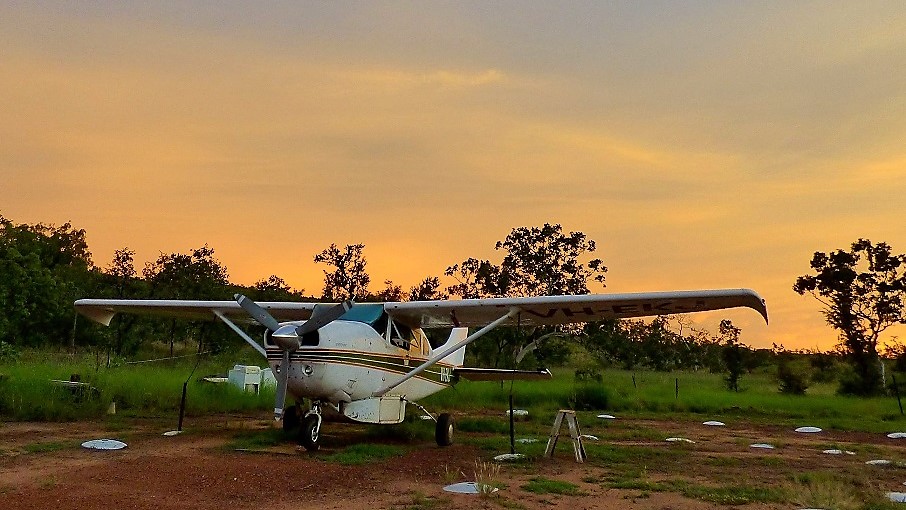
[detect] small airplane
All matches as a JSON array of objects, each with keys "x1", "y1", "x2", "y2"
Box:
[{"x1": 74, "y1": 288, "x2": 767, "y2": 450}]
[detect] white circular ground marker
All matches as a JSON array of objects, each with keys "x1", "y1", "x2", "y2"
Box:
[
  {"x1": 443, "y1": 482, "x2": 498, "y2": 494},
  {"x1": 887, "y1": 492, "x2": 906, "y2": 503},
  {"x1": 597, "y1": 414, "x2": 616, "y2": 419},
  {"x1": 163, "y1": 430, "x2": 182, "y2": 437},
  {"x1": 750, "y1": 443, "x2": 775, "y2": 449},
  {"x1": 703, "y1": 420, "x2": 725, "y2": 426},
  {"x1": 822, "y1": 449, "x2": 855, "y2": 455},
  {"x1": 505, "y1": 409, "x2": 529, "y2": 417},
  {"x1": 81, "y1": 439, "x2": 127, "y2": 450},
  {"x1": 666, "y1": 437, "x2": 696, "y2": 444},
  {"x1": 493, "y1": 453, "x2": 526, "y2": 462},
  {"x1": 515, "y1": 438, "x2": 538, "y2": 444},
  {"x1": 888, "y1": 432, "x2": 906, "y2": 439},
  {"x1": 418, "y1": 415, "x2": 433, "y2": 421},
  {"x1": 580, "y1": 434, "x2": 599, "y2": 441},
  {"x1": 867, "y1": 459, "x2": 892, "y2": 466},
  {"x1": 795, "y1": 426, "x2": 822, "y2": 433}
]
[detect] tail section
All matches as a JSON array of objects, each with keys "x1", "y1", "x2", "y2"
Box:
[{"x1": 436, "y1": 327, "x2": 468, "y2": 366}]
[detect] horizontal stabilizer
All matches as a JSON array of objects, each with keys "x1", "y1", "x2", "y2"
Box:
[{"x1": 453, "y1": 367, "x2": 552, "y2": 381}]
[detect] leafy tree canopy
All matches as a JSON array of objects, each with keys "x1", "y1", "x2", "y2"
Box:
[
  {"x1": 793, "y1": 238, "x2": 906, "y2": 395},
  {"x1": 314, "y1": 243, "x2": 370, "y2": 301}
]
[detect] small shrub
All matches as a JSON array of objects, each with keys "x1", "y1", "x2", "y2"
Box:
[
  {"x1": 722, "y1": 343, "x2": 743, "y2": 392},
  {"x1": 809, "y1": 353, "x2": 839, "y2": 383},
  {"x1": 0, "y1": 341, "x2": 19, "y2": 362},
  {"x1": 567, "y1": 384, "x2": 610, "y2": 411},
  {"x1": 574, "y1": 368, "x2": 603, "y2": 383},
  {"x1": 777, "y1": 360, "x2": 812, "y2": 395}
]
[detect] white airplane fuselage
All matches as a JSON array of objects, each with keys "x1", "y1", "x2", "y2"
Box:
[{"x1": 264, "y1": 319, "x2": 461, "y2": 422}]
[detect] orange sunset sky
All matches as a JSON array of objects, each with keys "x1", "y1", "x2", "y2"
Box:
[{"x1": 2, "y1": 2, "x2": 904, "y2": 350}]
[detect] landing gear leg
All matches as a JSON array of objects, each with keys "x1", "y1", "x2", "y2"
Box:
[{"x1": 299, "y1": 401, "x2": 323, "y2": 451}]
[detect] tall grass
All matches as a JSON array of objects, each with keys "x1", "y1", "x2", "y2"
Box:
[
  {"x1": 0, "y1": 349, "x2": 272, "y2": 421},
  {"x1": 424, "y1": 368, "x2": 906, "y2": 432},
  {"x1": 3, "y1": 349, "x2": 906, "y2": 433}
]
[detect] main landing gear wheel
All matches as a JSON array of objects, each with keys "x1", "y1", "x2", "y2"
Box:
[
  {"x1": 282, "y1": 404, "x2": 300, "y2": 433},
  {"x1": 299, "y1": 414, "x2": 321, "y2": 451},
  {"x1": 435, "y1": 413, "x2": 454, "y2": 447}
]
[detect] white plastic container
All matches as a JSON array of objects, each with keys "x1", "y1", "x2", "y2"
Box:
[{"x1": 228, "y1": 365, "x2": 262, "y2": 393}]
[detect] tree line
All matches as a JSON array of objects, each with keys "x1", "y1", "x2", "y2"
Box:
[{"x1": 2, "y1": 213, "x2": 905, "y2": 396}]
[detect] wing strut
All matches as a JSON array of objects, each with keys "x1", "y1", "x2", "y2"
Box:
[
  {"x1": 213, "y1": 310, "x2": 267, "y2": 358},
  {"x1": 373, "y1": 307, "x2": 520, "y2": 397}
]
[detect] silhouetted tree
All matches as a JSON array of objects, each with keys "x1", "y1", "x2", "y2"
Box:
[
  {"x1": 0, "y1": 215, "x2": 97, "y2": 347},
  {"x1": 720, "y1": 320, "x2": 744, "y2": 392},
  {"x1": 495, "y1": 223, "x2": 607, "y2": 297},
  {"x1": 793, "y1": 239, "x2": 906, "y2": 395},
  {"x1": 251, "y1": 274, "x2": 303, "y2": 301},
  {"x1": 103, "y1": 248, "x2": 144, "y2": 355},
  {"x1": 373, "y1": 280, "x2": 405, "y2": 302},
  {"x1": 444, "y1": 258, "x2": 503, "y2": 299},
  {"x1": 314, "y1": 243, "x2": 370, "y2": 300},
  {"x1": 408, "y1": 276, "x2": 446, "y2": 301},
  {"x1": 143, "y1": 245, "x2": 230, "y2": 354},
  {"x1": 447, "y1": 223, "x2": 607, "y2": 368}
]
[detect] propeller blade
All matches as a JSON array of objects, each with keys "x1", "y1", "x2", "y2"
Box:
[
  {"x1": 274, "y1": 350, "x2": 290, "y2": 420},
  {"x1": 295, "y1": 300, "x2": 353, "y2": 336},
  {"x1": 234, "y1": 294, "x2": 281, "y2": 332}
]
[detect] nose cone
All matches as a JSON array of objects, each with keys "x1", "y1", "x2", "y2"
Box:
[{"x1": 271, "y1": 324, "x2": 301, "y2": 351}]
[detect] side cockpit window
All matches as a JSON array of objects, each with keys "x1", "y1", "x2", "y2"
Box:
[{"x1": 389, "y1": 321, "x2": 412, "y2": 350}]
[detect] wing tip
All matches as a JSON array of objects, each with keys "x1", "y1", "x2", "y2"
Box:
[
  {"x1": 740, "y1": 288, "x2": 769, "y2": 325},
  {"x1": 74, "y1": 300, "x2": 115, "y2": 327}
]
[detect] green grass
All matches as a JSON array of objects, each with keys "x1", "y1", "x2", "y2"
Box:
[
  {"x1": 391, "y1": 491, "x2": 450, "y2": 510},
  {"x1": 520, "y1": 477, "x2": 584, "y2": 495},
  {"x1": 5, "y1": 347, "x2": 906, "y2": 434},
  {"x1": 674, "y1": 481, "x2": 786, "y2": 505},
  {"x1": 786, "y1": 471, "x2": 896, "y2": 510},
  {"x1": 226, "y1": 429, "x2": 289, "y2": 450},
  {"x1": 0, "y1": 349, "x2": 273, "y2": 421},
  {"x1": 423, "y1": 368, "x2": 906, "y2": 433},
  {"x1": 23, "y1": 440, "x2": 77, "y2": 454},
  {"x1": 323, "y1": 443, "x2": 407, "y2": 465}
]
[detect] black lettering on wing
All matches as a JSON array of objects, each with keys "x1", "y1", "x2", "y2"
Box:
[
  {"x1": 525, "y1": 308, "x2": 559, "y2": 318},
  {"x1": 561, "y1": 307, "x2": 596, "y2": 317}
]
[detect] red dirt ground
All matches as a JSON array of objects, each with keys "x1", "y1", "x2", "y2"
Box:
[{"x1": 3, "y1": 414, "x2": 906, "y2": 509}]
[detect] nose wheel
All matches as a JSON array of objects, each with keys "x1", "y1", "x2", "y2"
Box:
[{"x1": 299, "y1": 402, "x2": 323, "y2": 451}]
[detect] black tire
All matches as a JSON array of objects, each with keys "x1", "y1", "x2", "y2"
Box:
[
  {"x1": 299, "y1": 414, "x2": 320, "y2": 451},
  {"x1": 435, "y1": 413, "x2": 454, "y2": 447},
  {"x1": 282, "y1": 405, "x2": 300, "y2": 433}
]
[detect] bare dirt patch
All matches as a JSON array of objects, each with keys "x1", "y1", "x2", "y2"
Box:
[{"x1": 2, "y1": 414, "x2": 906, "y2": 509}]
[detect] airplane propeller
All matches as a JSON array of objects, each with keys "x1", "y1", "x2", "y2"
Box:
[{"x1": 234, "y1": 294, "x2": 352, "y2": 420}]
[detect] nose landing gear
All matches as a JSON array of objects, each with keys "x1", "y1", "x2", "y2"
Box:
[{"x1": 299, "y1": 401, "x2": 323, "y2": 451}]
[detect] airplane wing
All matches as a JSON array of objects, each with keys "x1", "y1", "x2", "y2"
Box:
[
  {"x1": 373, "y1": 288, "x2": 767, "y2": 397},
  {"x1": 76, "y1": 289, "x2": 767, "y2": 329},
  {"x1": 74, "y1": 299, "x2": 318, "y2": 326},
  {"x1": 385, "y1": 288, "x2": 768, "y2": 328}
]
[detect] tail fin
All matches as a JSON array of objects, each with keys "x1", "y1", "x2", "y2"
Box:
[{"x1": 436, "y1": 327, "x2": 468, "y2": 366}]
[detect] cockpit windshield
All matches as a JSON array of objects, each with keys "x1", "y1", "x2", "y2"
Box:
[
  {"x1": 334, "y1": 304, "x2": 423, "y2": 351},
  {"x1": 335, "y1": 304, "x2": 385, "y2": 328}
]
